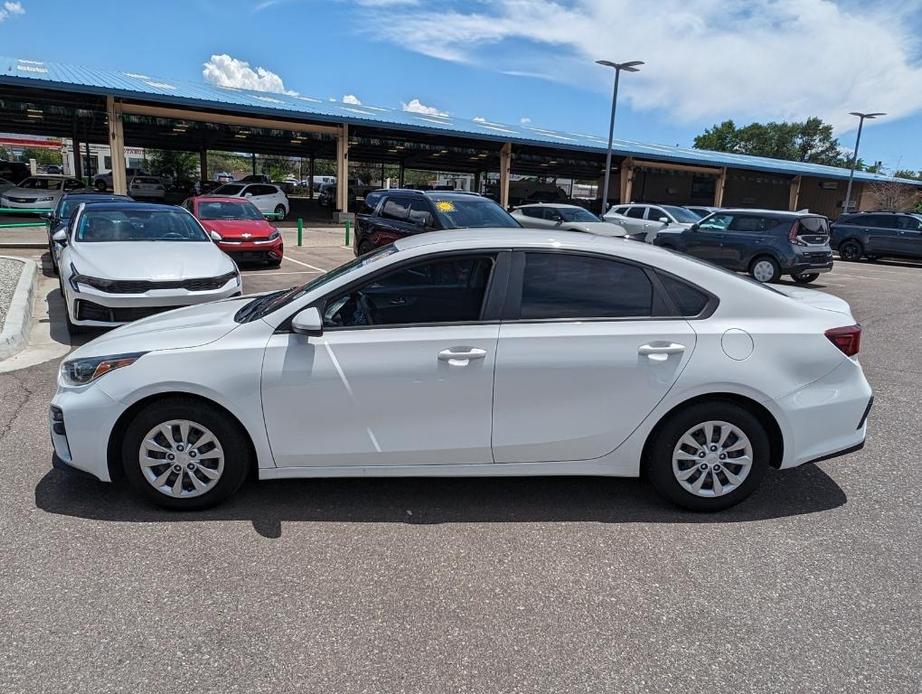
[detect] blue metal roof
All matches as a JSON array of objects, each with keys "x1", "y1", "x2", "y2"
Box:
[{"x1": 1, "y1": 55, "x2": 915, "y2": 185}]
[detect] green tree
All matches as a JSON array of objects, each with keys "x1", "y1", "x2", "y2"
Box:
[
  {"x1": 144, "y1": 149, "x2": 198, "y2": 186},
  {"x1": 694, "y1": 117, "x2": 847, "y2": 166},
  {"x1": 892, "y1": 169, "x2": 922, "y2": 181},
  {"x1": 20, "y1": 147, "x2": 63, "y2": 166},
  {"x1": 0, "y1": 145, "x2": 10, "y2": 160}
]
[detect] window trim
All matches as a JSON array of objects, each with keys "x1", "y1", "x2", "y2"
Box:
[
  {"x1": 502, "y1": 248, "x2": 677, "y2": 323},
  {"x1": 276, "y1": 249, "x2": 512, "y2": 333}
]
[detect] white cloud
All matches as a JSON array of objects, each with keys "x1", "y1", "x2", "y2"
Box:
[
  {"x1": 402, "y1": 98, "x2": 448, "y2": 117},
  {"x1": 473, "y1": 116, "x2": 486, "y2": 122},
  {"x1": 342, "y1": 94, "x2": 362, "y2": 105},
  {"x1": 202, "y1": 54, "x2": 295, "y2": 95},
  {"x1": 0, "y1": 1, "x2": 25, "y2": 22},
  {"x1": 358, "y1": 0, "x2": 922, "y2": 132},
  {"x1": 520, "y1": 117, "x2": 531, "y2": 124}
]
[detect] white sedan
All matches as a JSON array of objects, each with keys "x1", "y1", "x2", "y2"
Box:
[
  {"x1": 207, "y1": 183, "x2": 290, "y2": 219},
  {"x1": 54, "y1": 202, "x2": 241, "y2": 334},
  {"x1": 50, "y1": 229, "x2": 872, "y2": 512},
  {"x1": 511, "y1": 203, "x2": 627, "y2": 236},
  {"x1": 0, "y1": 175, "x2": 87, "y2": 210}
]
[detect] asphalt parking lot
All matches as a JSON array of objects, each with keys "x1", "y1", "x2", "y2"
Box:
[{"x1": 0, "y1": 243, "x2": 920, "y2": 693}]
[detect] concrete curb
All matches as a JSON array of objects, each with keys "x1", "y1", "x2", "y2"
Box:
[{"x1": 0, "y1": 256, "x2": 39, "y2": 361}]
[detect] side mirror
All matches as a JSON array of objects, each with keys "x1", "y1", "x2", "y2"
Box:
[
  {"x1": 291, "y1": 306, "x2": 323, "y2": 337},
  {"x1": 658, "y1": 217, "x2": 669, "y2": 224},
  {"x1": 52, "y1": 229, "x2": 68, "y2": 245},
  {"x1": 417, "y1": 211, "x2": 434, "y2": 228},
  {"x1": 209, "y1": 230, "x2": 222, "y2": 242},
  {"x1": 689, "y1": 223, "x2": 699, "y2": 232},
  {"x1": 244, "y1": 192, "x2": 253, "y2": 197}
]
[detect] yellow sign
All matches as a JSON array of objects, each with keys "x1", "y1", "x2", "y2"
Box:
[{"x1": 435, "y1": 201, "x2": 456, "y2": 212}]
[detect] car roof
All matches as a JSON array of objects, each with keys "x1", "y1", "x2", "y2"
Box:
[
  {"x1": 371, "y1": 188, "x2": 481, "y2": 199},
  {"x1": 717, "y1": 208, "x2": 824, "y2": 218},
  {"x1": 78, "y1": 202, "x2": 179, "y2": 212}
]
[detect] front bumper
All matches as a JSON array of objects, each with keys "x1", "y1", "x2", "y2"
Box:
[
  {"x1": 68, "y1": 278, "x2": 242, "y2": 327},
  {"x1": 777, "y1": 359, "x2": 872, "y2": 469},
  {"x1": 49, "y1": 386, "x2": 123, "y2": 482},
  {"x1": 218, "y1": 238, "x2": 283, "y2": 263},
  {"x1": 1, "y1": 197, "x2": 55, "y2": 209}
]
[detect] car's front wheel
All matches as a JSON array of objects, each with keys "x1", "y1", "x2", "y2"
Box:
[
  {"x1": 647, "y1": 401, "x2": 770, "y2": 511},
  {"x1": 121, "y1": 397, "x2": 251, "y2": 510},
  {"x1": 274, "y1": 204, "x2": 287, "y2": 221}
]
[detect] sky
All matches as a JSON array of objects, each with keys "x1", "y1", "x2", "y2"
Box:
[{"x1": 2, "y1": 0, "x2": 922, "y2": 171}]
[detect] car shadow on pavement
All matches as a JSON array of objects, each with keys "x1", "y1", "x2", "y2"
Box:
[{"x1": 34, "y1": 462, "x2": 847, "y2": 539}]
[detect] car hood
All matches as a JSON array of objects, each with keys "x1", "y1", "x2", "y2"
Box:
[
  {"x1": 200, "y1": 218, "x2": 275, "y2": 239},
  {"x1": 774, "y1": 285, "x2": 854, "y2": 317},
  {"x1": 70, "y1": 241, "x2": 236, "y2": 280},
  {"x1": 67, "y1": 296, "x2": 252, "y2": 360},
  {"x1": 1, "y1": 185, "x2": 62, "y2": 199}
]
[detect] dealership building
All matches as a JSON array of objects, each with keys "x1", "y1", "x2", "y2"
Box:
[{"x1": 1, "y1": 55, "x2": 917, "y2": 217}]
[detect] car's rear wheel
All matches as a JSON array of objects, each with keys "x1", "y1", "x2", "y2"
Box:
[
  {"x1": 647, "y1": 402, "x2": 770, "y2": 511},
  {"x1": 121, "y1": 398, "x2": 251, "y2": 510},
  {"x1": 47, "y1": 242, "x2": 58, "y2": 274},
  {"x1": 94, "y1": 180, "x2": 107, "y2": 192},
  {"x1": 839, "y1": 239, "x2": 863, "y2": 261},
  {"x1": 792, "y1": 272, "x2": 819, "y2": 284},
  {"x1": 274, "y1": 204, "x2": 287, "y2": 221},
  {"x1": 750, "y1": 256, "x2": 781, "y2": 283}
]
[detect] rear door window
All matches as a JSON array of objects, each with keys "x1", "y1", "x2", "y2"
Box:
[
  {"x1": 896, "y1": 216, "x2": 922, "y2": 231},
  {"x1": 727, "y1": 215, "x2": 778, "y2": 233},
  {"x1": 646, "y1": 207, "x2": 667, "y2": 222},
  {"x1": 518, "y1": 252, "x2": 653, "y2": 319},
  {"x1": 625, "y1": 206, "x2": 646, "y2": 219}
]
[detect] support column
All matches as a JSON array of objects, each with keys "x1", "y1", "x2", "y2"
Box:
[
  {"x1": 619, "y1": 157, "x2": 634, "y2": 205},
  {"x1": 199, "y1": 148, "x2": 208, "y2": 184},
  {"x1": 788, "y1": 175, "x2": 802, "y2": 211},
  {"x1": 308, "y1": 155, "x2": 315, "y2": 199},
  {"x1": 251, "y1": 153, "x2": 257, "y2": 175},
  {"x1": 499, "y1": 142, "x2": 512, "y2": 209},
  {"x1": 106, "y1": 96, "x2": 127, "y2": 195},
  {"x1": 398, "y1": 160, "x2": 405, "y2": 188},
  {"x1": 473, "y1": 171, "x2": 481, "y2": 195},
  {"x1": 714, "y1": 166, "x2": 727, "y2": 207},
  {"x1": 72, "y1": 136, "x2": 82, "y2": 179},
  {"x1": 335, "y1": 124, "x2": 350, "y2": 215}
]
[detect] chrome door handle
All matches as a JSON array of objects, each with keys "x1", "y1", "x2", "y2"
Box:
[
  {"x1": 438, "y1": 347, "x2": 487, "y2": 366},
  {"x1": 638, "y1": 343, "x2": 686, "y2": 362}
]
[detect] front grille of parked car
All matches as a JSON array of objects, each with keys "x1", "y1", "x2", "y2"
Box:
[
  {"x1": 75, "y1": 300, "x2": 179, "y2": 323},
  {"x1": 87, "y1": 272, "x2": 236, "y2": 294},
  {"x1": 5, "y1": 196, "x2": 33, "y2": 203}
]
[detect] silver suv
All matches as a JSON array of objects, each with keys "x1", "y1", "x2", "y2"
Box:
[{"x1": 604, "y1": 203, "x2": 701, "y2": 242}]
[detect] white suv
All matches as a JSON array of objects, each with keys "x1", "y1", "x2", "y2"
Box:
[{"x1": 208, "y1": 183, "x2": 290, "y2": 219}]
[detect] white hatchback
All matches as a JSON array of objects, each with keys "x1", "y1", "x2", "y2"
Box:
[
  {"x1": 50, "y1": 230, "x2": 872, "y2": 511},
  {"x1": 207, "y1": 183, "x2": 289, "y2": 219}
]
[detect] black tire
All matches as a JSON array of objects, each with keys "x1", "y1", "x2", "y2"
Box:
[
  {"x1": 48, "y1": 243, "x2": 59, "y2": 274},
  {"x1": 266, "y1": 257, "x2": 282, "y2": 268},
  {"x1": 357, "y1": 239, "x2": 375, "y2": 256},
  {"x1": 646, "y1": 401, "x2": 770, "y2": 512},
  {"x1": 94, "y1": 179, "x2": 107, "y2": 192},
  {"x1": 866, "y1": 255, "x2": 879, "y2": 262},
  {"x1": 749, "y1": 255, "x2": 781, "y2": 283},
  {"x1": 839, "y1": 239, "x2": 863, "y2": 262},
  {"x1": 792, "y1": 272, "x2": 819, "y2": 284},
  {"x1": 274, "y1": 204, "x2": 287, "y2": 221},
  {"x1": 121, "y1": 397, "x2": 251, "y2": 510}
]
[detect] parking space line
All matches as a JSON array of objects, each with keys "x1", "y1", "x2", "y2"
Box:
[
  {"x1": 241, "y1": 270, "x2": 321, "y2": 276},
  {"x1": 282, "y1": 255, "x2": 328, "y2": 272}
]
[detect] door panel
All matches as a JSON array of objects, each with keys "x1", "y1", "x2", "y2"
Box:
[
  {"x1": 492, "y1": 321, "x2": 695, "y2": 463},
  {"x1": 262, "y1": 325, "x2": 499, "y2": 467}
]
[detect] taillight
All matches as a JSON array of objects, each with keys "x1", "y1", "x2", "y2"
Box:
[
  {"x1": 825, "y1": 325, "x2": 861, "y2": 357},
  {"x1": 789, "y1": 221, "x2": 806, "y2": 246}
]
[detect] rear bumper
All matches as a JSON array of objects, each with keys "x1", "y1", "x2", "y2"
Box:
[
  {"x1": 776, "y1": 360, "x2": 872, "y2": 469},
  {"x1": 789, "y1": 256, "x2": 834, "y2": 275}
]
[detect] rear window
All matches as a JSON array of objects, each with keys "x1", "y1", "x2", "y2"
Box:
[{"x1": 797, "y1": 217, "x2": 829, "y2": 235}]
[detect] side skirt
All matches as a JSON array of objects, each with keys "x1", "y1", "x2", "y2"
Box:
[{"x1": 259, "y1": 459, "x2": 632, "y2": 480}]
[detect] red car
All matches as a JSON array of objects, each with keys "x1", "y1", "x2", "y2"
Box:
[{"x1": 184, "y1": 196, "x2": 283, "y2": 266}]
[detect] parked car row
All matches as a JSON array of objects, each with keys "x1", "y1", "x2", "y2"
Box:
[{"x1": 47, "y1": 191, "x2": 286, "y2": 334}]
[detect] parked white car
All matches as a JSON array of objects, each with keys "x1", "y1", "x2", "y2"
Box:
[
  {"x1": 605, "y1": 203, "x2": 702, "y2": 242},
  {"x1": 50, "y1": 229, "x2": 871, "y2": 512},
  {"x1": 208, "y1": 183, "x2": 289, "y2": 219},
  {"x1": 0, "y1": 175, "x2": 87, "y2": 210},
  {"x1": 128, "y1": 175, "x2": 166, "y2": 200},
  {"x1": 53, "y1": 202, "x2": 241, "y2": 334},
  {"x1": 512, "y1": 203, "x2": 627, "y2": 236}
]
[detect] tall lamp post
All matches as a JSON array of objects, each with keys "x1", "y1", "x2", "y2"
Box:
[
  {"x1": 844, "y1": 111, "x2": 885, "y2": 214},
  {"x1": 596, "y1": 59, "x2": 643, "y2": 215}
]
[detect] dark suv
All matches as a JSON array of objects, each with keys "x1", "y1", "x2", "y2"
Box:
[
  {"x1": 830, "y1": 211, "x2": 922, "y2": 262},
  {"x1": 653, "y1": 209, "x2": 833, "y2": 283},
  {"x1": 354, "y1": 190, "x2": 520, "y2": 255}
]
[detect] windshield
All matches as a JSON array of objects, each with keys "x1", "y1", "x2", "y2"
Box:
[
  {"x1": 75, "y1": 209, "x2": 209, "y2": 242},
  {"x1": 432, "y1": 197, "x2": 520, "y2": 229},
  {"x1": 19, "y1": 177, "x2": 64, "y2": 190},
  {"x1": 558, "y1": 207, "x2": 602, "y2": 222},
  {"x1": 213, "y1": 184, "x2": 245, "y2": 195},
  {"x1": 237, "y1": 245, "x2": 399, "y2": 322},
  {"x1": 198, "y1": 200, "x2": 263, "y2": 221},
  {"x1": 661, "y1": 205, "x2": 702, "y2": 223}
]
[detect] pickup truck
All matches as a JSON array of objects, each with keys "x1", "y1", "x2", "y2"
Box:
[{"x1": 353, "y1": 189, "x2": 521, "y2": 255}]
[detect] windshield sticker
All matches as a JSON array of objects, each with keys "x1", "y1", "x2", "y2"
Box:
[{"x1": 436, "y1": 201, "x2": 456, "y2": 213}]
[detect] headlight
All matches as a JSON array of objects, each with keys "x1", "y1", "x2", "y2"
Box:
[
  {"x1": 267, "y1": 229, "x2": 280, "y2": 241},
  {"x1": 69, "y1": 264, "x2": 114, "y2": 292},
  {"x1": 60, "y1": 352, "x2": 147, "y2": 386}
]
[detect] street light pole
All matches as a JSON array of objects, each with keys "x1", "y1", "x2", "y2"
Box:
[
  {"x1": 844, "y1": 111, "x2": 885, "y2": 214},
  {"x1": 597, "y1": 59, "x2": 643, "y2": 215}
]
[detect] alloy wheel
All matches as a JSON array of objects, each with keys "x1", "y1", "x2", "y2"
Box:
[
  {"x1": 672, "y1": 420, "x2": 753, "y2": 498},
  {"x1": 138, "y1": 419, "x2": 225, "y2": 498}
]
